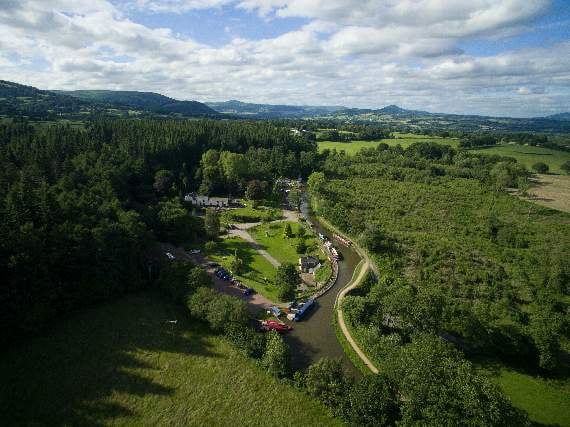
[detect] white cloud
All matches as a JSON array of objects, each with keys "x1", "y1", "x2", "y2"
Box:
[{"x1": 0, "y1": 0, "x2": 567, "y2": 117}]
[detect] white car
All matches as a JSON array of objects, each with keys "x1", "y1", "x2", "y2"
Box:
[
  {"x1": 165, "y1": 252, "x2": 175, "y2": 260},
  {"x1": 189, "y1": 249, "x2": 201, "y2": 254}
]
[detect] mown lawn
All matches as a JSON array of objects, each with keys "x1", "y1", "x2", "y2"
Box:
[
  {"x1": 318, "y1": 134, "x2": 460, "y2": 154},
  {"x1": 249, "y1": 221, "x2": 320, "y2": 265},
  {"x1": 471, "y1": 144, "x2": 570, "y2": 174},
  {"x1": 221, "y1": 202, "x2": 282, "y2": 224},
  {"x1": 0, "y1": 291, "x2": 339, "y2": 426},
  {"x1": 207, "y1": 236, "x2": 281, "y2": 301}
]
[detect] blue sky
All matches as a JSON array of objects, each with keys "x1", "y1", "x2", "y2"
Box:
[{"x1": 1, "y1": 0, "x2": 569, "y2": 117}]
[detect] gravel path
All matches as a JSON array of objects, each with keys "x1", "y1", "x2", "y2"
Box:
[{"x1": 336, "y1": 261, "x2": 379, "y2": 374}]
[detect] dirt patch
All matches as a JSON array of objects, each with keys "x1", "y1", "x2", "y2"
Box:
[{"x1": 521, "y1": 174, "x2": 570, "y2": 213}]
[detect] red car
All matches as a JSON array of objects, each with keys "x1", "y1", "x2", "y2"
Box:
[{"x1": 261, "y1": 320, "x2": 293, "y2": 333}]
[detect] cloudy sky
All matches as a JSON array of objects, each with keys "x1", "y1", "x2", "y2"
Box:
[{"x1": 1, "y1": 0, "x2": 569, "y2": 117}]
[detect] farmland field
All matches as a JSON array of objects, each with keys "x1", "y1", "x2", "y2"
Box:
[
  {"x1": 471, "y1": 144, "x2": 570, "y2": 174},
  {"x1": 0, "y1": 291, "x2": 338, "y2": 426},
  {"x1": 523, "y1": 174, "x2": 570, "y2": 213},
  {"x1": 318, "y1": 133, "x2": 460, "y2": 154}
]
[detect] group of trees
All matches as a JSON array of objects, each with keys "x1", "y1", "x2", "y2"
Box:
[
  {"x1": 315, "y1": 125, "x2": 391, "y2": 143},
  {"x1": 275, "y1": 263, "x2": 299, "y2": 301},
  {"x1": 294, "y1": 336, "x2": 526, "y2": 426},
  {"x1": 158, "y1": 260, "x2": 291, "y2": 377}
]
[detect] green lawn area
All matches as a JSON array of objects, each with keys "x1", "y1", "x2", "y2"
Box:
[
  {"x1": 471, "y1": 144, "x2": 570, "y2": 174},
  {"x1": 477, "y1": 363, "x2": 570, "y2": 426},
  {"x1": 318, "y1": 134, "x2": 460, "y2": 154},
  {"x1": 0, "y1": 291, "x2": 339, "y2": 426},
  {"x1": 249, "y1": 221, "x2": 320, "y2": 265},
  {"x1": 207, "y1": 236, "x2": 281, "y2": 302},
  {"x1": 314, "y1": 260, "x2": 332, "y2": 284},
  {"x1": 221, "y1": 202, "x2": 282, "y2": 224}
]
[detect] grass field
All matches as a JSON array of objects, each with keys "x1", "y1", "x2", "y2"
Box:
[
  {"x1": 471, "y1": 144, "x2": 570, "y2": 174},
  {"x1": 477, "y1": 362, "x2": 570, "y2": 426},
  {"x1": 249, "y1": 221, "x2": 319, "y2": 265},
  {"x1": 207, "y1": 236, "x2": 281, "y2": 301},
  {"x1": 0, "y1": 291, "x2": 339, "y2": 426},
  {"x1": 221, "y1": 203, "x2": 282, "y2": 224},
  {"x1": 318, "y1": 133, "x2": 460, "y2": 154}
]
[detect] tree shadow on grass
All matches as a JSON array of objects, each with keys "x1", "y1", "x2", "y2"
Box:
[{"x1": 0, "y1": 291, "x2": 221, "y2": 426}]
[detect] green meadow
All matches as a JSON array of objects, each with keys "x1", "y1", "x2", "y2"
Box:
[
  {"x1": 471, "y1": 144, "x2": 570, "y2": 174},
  {"x1": 0, "y1": 291, "x2": 339, "y2": 426}
]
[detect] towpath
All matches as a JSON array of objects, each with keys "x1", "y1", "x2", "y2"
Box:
[{"x1": 336, "y1": 260, "x2": 379, "y2": 374}]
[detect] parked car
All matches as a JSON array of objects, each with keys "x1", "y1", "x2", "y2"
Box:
[
  {"x1": 189, "y1": 249, "x2": 201, "y2": 254},
  {"x1": 206, "y1": 262, "x2": 219, "y2": 268},
  {"x1": 243, "y1": 288, "x2": 254, "y2": 296},
  {"x1": 165, "y1": 252, "x2": 175, "y2": 260}
]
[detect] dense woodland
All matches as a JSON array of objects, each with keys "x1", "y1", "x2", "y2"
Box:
[
  {"x1": 310, "y1": 142, "x2": 569, "y2": 375},
  {"x1": 0, "y1": 119, "x2": 317, "y2": 344}
]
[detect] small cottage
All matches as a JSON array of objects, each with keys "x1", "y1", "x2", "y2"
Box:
[{"x1": 299, "y1": 256, "x2": 320, "y2": 273}]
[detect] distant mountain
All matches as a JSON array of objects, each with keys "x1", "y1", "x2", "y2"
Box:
[
  {"x1": 0, "y1": 80, "x2": 217, "y2": 120},
  {"x1": 59, "y1": 90, "x2": 217, "y2": 117},
  {"x1": 0, "y1": 80, "x2": 90, "y2": 118},
  {"x1": 205, "y1": 100, "x2": 345, "y2": 118},
  {"x1": 374, "y1": 104, "x2": 430, "y2": 116},
  {"x1": 546, "y1": 112, "x2": 570, "y2": 121}
]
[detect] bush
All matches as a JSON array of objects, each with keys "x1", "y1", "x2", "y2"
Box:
[
  {"x1": 532, "y1": 162, "x2": 549, "y2": 173},
  {"x1": 188, "y1": 287, "x2": 249, "y2": 332},
  {"x1": 204, "y1": 241, "x2": 217, "y2": 252},
  {"x1": 300, "y1": 358, "x2": 350, "y2": 417},
  {"x1": 262, "y1": 331, "x2": 290, "y2": 378},
  {"x1": 295, "y1": 239, "x2": 307, "y2": 254},
  {"x1": 275, "y1": 263, "x2": 298, "y2": 301},
  {"x1": 224, "y1": 324, "x2": 266, "y2": 359},
  {"x1": 344, "y1": 374, "x2": 400, "y2": 426},
  {"x1": 158, "y1": 261, "x2": 195, "y2": 303},
  {"x1": 561, "y1": 160, "x2": 570, "y2": 175}
]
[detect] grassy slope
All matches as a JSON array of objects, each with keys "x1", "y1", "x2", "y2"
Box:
[
  {"x1": 249, "y1": 221, "x2": 319, "y2": 265},
  {"x1": 0, "y1": 291, "x2": 339, "y2": 426},
  {"x1": 477, "y1": 363, "x2": 570, "y2": 427},
  {"x1": 471, "y1": 144, "x2": 570, "y2": 174},
  {"x1": 208, "y1": 236, "x2": 281, "y2": 301}
]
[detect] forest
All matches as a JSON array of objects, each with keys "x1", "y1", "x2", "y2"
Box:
[{"x1": 0, "y1": 118, "x2": 317, "y2": 344}]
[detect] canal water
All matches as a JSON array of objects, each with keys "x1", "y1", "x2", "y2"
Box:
[{"x1": 283, "y1": 201, "x2": 362, "y2": 376}]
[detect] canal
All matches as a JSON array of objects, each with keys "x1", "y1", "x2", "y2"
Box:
[{"x1": 283, "y1": 201, "x2": 362, "y2": 376}]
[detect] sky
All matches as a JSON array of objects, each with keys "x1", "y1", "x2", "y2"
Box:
[{"x1": 1, "y1": 0, "x2": 569, "y2": 117}]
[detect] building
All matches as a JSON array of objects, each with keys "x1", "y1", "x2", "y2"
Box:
[
  {"x1": 299, "y1": 256, "x2": 320, "y2": 273},
  {"x1": 184, "y1": 193, "x2": 241, "y2": 208}
]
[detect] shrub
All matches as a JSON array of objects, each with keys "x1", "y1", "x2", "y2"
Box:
[
  {"x1": 532, "y1": 162, "x2": 549, "y2": 173},
  {"x1": 262, "y1": 331, "x2": 290, "y2": 378}
]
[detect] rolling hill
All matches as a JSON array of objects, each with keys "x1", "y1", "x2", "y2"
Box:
[
  {"x1": 0, "y1": 80, "x2": 217, "y2": 120},
  {"x1": 59, "y1": 89, "x2": 217, "y2": 117}
]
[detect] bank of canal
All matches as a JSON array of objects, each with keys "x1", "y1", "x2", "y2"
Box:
[{"x1": 283, "y1": 201, "x2": 362, "y2": 376}]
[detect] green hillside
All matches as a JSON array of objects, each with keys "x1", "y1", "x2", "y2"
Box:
[
  {"x1": 0, "y1": 291, "x2": 339, "y2": 426},
  {"x1": 61, "y1": 89, "x2": 217, "y2": 116}
]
